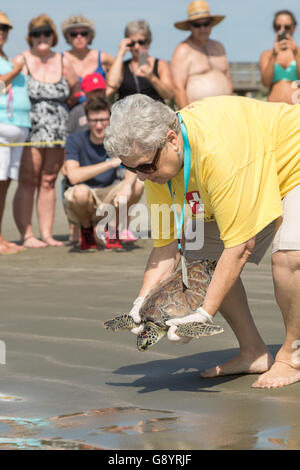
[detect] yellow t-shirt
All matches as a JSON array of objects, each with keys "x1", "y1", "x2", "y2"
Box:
[{"x1": 145, "y1": 95, "x2": 300, "y2": 248}]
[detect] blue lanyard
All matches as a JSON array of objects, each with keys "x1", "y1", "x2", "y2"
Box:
[{"x1": 167, "y1": 113, "x2": 191, "y2": 255}]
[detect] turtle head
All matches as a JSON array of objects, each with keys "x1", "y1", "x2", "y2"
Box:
[{"x1": 137, "y1": 322, "x2": 166, "y2": 351}]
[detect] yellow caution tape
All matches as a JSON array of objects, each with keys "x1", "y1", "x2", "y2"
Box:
[{"x1": 0, "y1": 140, "x2": 65, "y2": 147}]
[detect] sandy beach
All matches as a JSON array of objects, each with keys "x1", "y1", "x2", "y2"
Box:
[{"x1": 0, "y1": 181, "x2": 300, "y2": 450}]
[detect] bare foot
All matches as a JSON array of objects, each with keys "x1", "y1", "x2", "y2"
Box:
[
  {"x1": 0, "y1": 241, "x2": 20, "y2": 255},
  {"x1": 0, "y1": 238, "x2": 26, "y2": 253},
  {"x1": 42, "y1": 236, "x2": 64, "y2": 247},
  {"x1": 3, "y1": 240, "x2": 26, "y2": 252},
  {"x1": 200, "y1": 350, "x2": 274, "y2": 378},
  {"x1": 252, "y1": 360, "x2": 300, "y2": 389},
  {"x1": 23, "y1": 236, "x2": 48, "y2": 249}
]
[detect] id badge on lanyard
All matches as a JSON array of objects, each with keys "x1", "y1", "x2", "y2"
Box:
[{"x1": 167, "y1": 113, "x2": 191, "y2": 289}]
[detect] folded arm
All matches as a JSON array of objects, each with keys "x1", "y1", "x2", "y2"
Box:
[{"x1": 65, "y1": 158, "x2": 121, "y2": 185}]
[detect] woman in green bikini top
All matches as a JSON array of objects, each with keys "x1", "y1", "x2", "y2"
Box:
[{"x1": 260, "y1": 9, "x2": 300, "y2": 104}]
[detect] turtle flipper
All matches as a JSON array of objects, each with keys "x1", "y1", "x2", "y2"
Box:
[
  {"x1": 104, "y1": 314, "x2": 137, "y2": 332},
  {"x1": 176, "y1": 322, "x2": 224, "y2": 338}
]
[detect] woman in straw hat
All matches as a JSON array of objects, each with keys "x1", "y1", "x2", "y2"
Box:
[
  {"x1": 171, "y1": 1, "x2": 232, "y2": 108},
  {"x1": 0, "y1": 11, "x2": 30, "y2": 254},
  {"x1": 62, "y1": 15, "x2": 115, "y2": 102}
]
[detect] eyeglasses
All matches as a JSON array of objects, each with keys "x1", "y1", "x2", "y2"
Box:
[
  {"x1": 121, "y1": 147, "x2": 162, "y2": 174},
  {"x1": 190, "y1": 21, "x2": 212, "y2": 28},
  {"x1": 274, "y1": 24, "x2": 293, "y2": 32},
  {"x1": 88, "y1": 118, "x2": 110, "y2": 123},
  {"x1": 29, "y1": 30, "x2": 53, "y2": 38},
  {"x1": 128, "y1": 39, "x2": 148, "y2": 47},
  {"x1": 69, "y1": 31, "x2": 89, "y2": 38},
  {"x1": 0, "y1": 25, "x2": 9, "y2": 32}
]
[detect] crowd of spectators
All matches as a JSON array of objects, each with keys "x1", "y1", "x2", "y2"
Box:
[{"x1": 0, "y1": 1, "x2": 299, "y2": 254}]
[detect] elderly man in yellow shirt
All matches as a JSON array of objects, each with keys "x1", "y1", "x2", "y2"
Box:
[{"x1": 104, "y1": 93, "x2": 300, "y2": 389}]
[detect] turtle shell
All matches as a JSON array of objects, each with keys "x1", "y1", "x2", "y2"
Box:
[{"x1": 139, "y1": 260, "x2": 216, "y2": 328}]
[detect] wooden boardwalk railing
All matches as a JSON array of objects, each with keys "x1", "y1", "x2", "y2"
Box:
[{"x1": 229, "y1": 62, "x2": 268, "y2": 95}]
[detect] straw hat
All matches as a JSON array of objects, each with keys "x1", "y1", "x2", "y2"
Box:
[
  {"x1": 174, "y1": 1, "x2": 225, "y2": 31},
  {"x1": 0, "y1": 11, "x2": 13, "y2": 29},
  {"x1": 61, "y1": 15, "x2": 95, "y2": 38}
]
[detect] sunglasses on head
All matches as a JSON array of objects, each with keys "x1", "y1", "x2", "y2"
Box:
[
  {"x1": 121, "y1": 147, "x2": 162, "y2": 174},
  {"x1": 274, "y1": 24, "x2": 292, "y2": 32},
  {"x1": 0, "y1": 24, "x2": 10, "y2": 32},
  {"x1": 190, "y1": 20, "x2": 212, "y2": 28},
  {"x1": 128, "y1": 39, "x2": 148, "y2": 47},
  {"x1": 29, "y1": 30, "x2": 53, "y2": 38}
]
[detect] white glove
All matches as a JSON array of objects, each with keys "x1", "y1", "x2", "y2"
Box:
[
  {"x1": 129, "y1": 297, "x2": 145, "y2": 335},
  {"x1": 165, "y1": 307, "x2": 213, "y2": 343}
]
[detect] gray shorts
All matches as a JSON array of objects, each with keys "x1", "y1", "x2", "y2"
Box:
[
  {"x1": 185, "y1": 184, "x2": 300, "y2": 264},
  {"x1": 185, "y1": 220, "x2": 275, "y2": 265}
]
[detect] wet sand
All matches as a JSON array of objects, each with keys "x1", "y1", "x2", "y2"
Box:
[{"x1": 0, "y1": 181, "x2": 300, "y2": 450}]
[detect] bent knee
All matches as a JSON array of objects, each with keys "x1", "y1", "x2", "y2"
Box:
[{"x1": 72, "y1": 184, "x2": 93, "y2": 202}]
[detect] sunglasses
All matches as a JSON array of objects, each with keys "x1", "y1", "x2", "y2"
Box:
[
  {"x1": 0, "y1": 25, "x2": 10, "y2": 32},
  {"x1": 128, "y1": 39, "x2": 148, "y2": 47},
  {"x1": 121, "y1": 147, "x2": 162, "y2": 174},
  {"x1": 69, "y1": 31, "x2": 89, "y2": 38},
  {"x1": 190, "y1": 21, "x2": 212, "y2": 28},
  {"x1": 274, "y1": 24, "x2": 293, "y2": 32},
  {"x1": 29, "y1": 30, "x2": 53, "y2": 38}
]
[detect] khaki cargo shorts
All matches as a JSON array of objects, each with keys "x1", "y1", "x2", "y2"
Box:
[{"x1": 64, "y1": 181, "x2": 124, "y2": 225}]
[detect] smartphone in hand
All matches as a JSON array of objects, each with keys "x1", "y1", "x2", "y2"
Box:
[
  {"x1": 278, "y1": 31, "x2": 287, "y2": 41},
  {"x1": 138, "y1": 51, "x2": 148, "y2": 67}
]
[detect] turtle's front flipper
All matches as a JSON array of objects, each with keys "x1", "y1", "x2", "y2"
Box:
[
  {"x1": 176, "y1": 322, "x2": 224, "y2": 338},
  {"x1": 104, "y1": 314, "x2": 137, "y2": 332}
]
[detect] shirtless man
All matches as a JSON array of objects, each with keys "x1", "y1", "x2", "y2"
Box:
[{"x1": 171, "y1": 1, "x2": 232, "y2": 108}]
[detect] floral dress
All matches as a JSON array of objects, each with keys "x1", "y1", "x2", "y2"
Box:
[{"x1": 24, "y1": 55, "x2": 70, "y2": 148}]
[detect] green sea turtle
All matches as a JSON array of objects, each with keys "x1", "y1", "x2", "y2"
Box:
[{"x1": 104, "y1": 260, "x2": 224, "y2": 351}]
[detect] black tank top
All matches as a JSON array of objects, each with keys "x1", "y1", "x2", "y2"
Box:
[{"x1": 118, "y1": 58, "x2": 164, "y2": 102}]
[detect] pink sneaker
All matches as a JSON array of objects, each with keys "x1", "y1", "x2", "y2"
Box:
[{"x1": 119, "y1": 230, "x2": 138, "y2": 243}]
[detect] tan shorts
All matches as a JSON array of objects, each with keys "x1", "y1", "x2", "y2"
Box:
[
  {"x1": 185, "y1": 184, "x2": 300, "y2": 264},
  {"x1": 64, "y1": 182, "x2": 123, "y2": 225}
]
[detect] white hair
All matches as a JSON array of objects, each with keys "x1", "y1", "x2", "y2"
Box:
[{"x1": 104, "y1": 94, "x2": 180, "y2": 159}]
